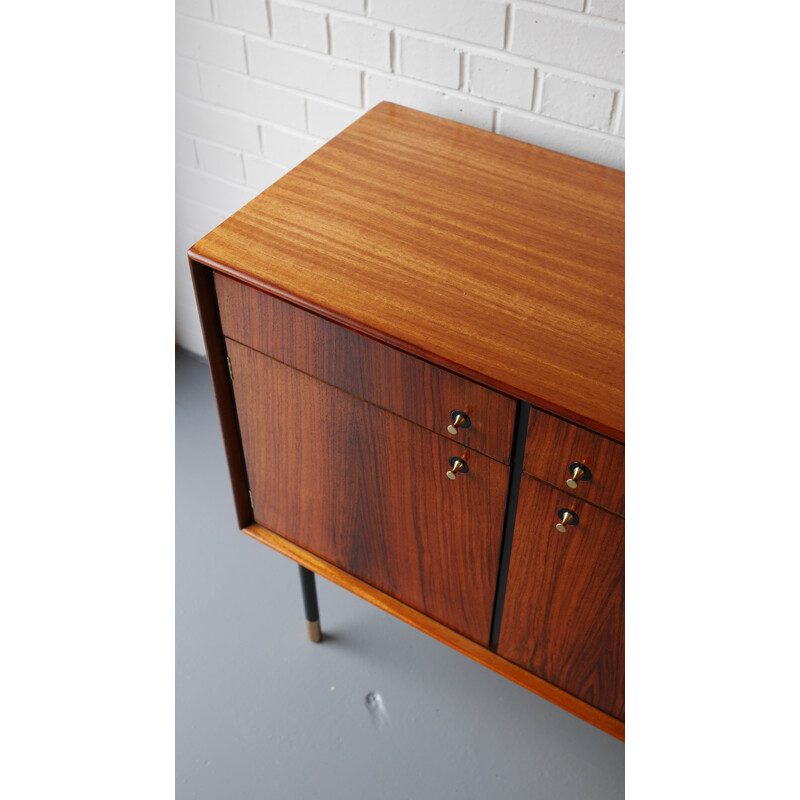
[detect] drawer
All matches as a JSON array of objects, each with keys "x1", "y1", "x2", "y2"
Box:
[
  {"x1": 498, "y1": 476, "x2": 624, "y2": 720},
  {"x1": 227, "y1": 338, "x2": 511, "y2": 645},
  {"x1": 523, "y1": 407, "x2": 624, "y2": 516},
  {"x1": 215, "y1": 272, "x2": 516, "y2": 464}
]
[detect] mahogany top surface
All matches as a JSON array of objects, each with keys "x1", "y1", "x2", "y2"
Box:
[{"x1": 189, "y1": 102, "x2": 624, "y2": 440}]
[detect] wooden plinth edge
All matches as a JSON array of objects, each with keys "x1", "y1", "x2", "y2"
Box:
[{"x1": 243, "y1": 522, "x2": 624, "y2": 741}]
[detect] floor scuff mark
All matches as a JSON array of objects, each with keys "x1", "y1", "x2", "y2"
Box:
[{"x1": 364, "y1": 691, "x2": 390, "y2": 731}]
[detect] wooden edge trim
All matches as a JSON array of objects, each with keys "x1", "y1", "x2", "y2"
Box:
[
  {"x1": 188, "y1": 250, "x2": 624, "y2": 444},
  {"x1": 189, "y1": 259, "x2": 254, "y2": 529},
  {"x1": 242, "y1": 522, "x2": 625, "y2": 742}
]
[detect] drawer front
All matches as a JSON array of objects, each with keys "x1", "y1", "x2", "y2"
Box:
[
  {"x1": 524, "y1": 408, "x2": 624, "y2": 516},
  {"x1": 227, "y1": 338, "x2": 510, "y2": 645},
  {"x1": 498, "y1": 476, "x2": 624, "y2": 720},
  {"x1": 216, "y1": 272, "x2": 516, "y2": 464}
]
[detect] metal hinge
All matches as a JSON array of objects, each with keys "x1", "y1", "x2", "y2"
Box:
[
  {"x1": 227, "y1": 356, "x2": 233, "y2": 381},
  {"x1": 248, "y1": 490, "x2": 254, "y2": 509}
]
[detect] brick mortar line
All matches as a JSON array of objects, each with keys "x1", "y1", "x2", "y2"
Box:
[
  {"x1": 192, "y1": 56, "x2": 365, "y2": 111},
  {"x1": 179, "y1": 96, "x2": 327, "y2": 148},
  {"x1": 180, "y1": 70, "x2": 362, "y2": 116},
  {"x1": 508, "y1": 0, "x2": 624, "y2": 30},
  {"x1": 178, "y1": 73, "x2": 625, "y2": 146},
  {"x1": 190, "y1": 133, "x2": 303, "y2": 169},
  {"x1": 178, "y1": 12, "x2": 624, "y2": 89},
  {"x1": 177, "y1": 163, "x2": 262, "y2": 192},
  {"x1": 286, "y1": 0, "x2": 624, "y2": 30},
  {"x1": 241, "y1": 35, "x2": 624, "y2": 91}
]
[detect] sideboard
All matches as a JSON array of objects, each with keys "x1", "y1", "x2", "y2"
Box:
[{"x1": 189, "y1": 102, "x2": 624, "y2": 740}]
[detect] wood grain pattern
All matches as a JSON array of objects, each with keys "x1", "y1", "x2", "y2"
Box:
[
  {"x1": 498, "y1": 476, "x2": 624, "y2": 721},
  {"x1": 189, "y1": 102, "x2": 624, "y2": 440},
  {"x1": 242, "y1": 520, "x2": 624, "y2": 741},
  {"x1": 189, "y1": 260, "x2": 253, "y2": 529},
  {"x1": 524, "y1": 408, "x2": 625, "y2": 516},
  {"x1": 215, "y1": 272, "x2": 517, "y2": 464},
  {"x1": 227, "y1": 339, "x2": 510, "y2": 644}
]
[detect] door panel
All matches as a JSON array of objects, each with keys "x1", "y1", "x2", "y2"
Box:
[
  {"x1": 227, "y1": 338, "x2": 510, "y2": 645},
  {"x1": 498, "y1": 475, "x2": 624, "y2": 719}
]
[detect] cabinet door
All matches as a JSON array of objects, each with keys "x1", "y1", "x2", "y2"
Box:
[
  {"x1": 227, "y1": 339, "x2": 510, "y2": 645},
  {"x1": 498, "y1": 476, "x2": 624, "y2": 720}
]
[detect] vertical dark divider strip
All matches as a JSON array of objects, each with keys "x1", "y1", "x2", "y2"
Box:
[
  {"x1": 488, "y1": 401, "x2": 530, "y2": 650},
  {"x1": 189, "y1": 259, "x2": 253, "y2": 530}
]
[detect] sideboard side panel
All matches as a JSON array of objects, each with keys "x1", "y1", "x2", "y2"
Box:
[{"x1": 189, "y1": 261, "x2": 253, "y2": 529}]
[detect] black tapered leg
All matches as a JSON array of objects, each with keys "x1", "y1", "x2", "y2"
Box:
[{"x1": 298, "y1": 565, "x2": 322, "y2": 642}]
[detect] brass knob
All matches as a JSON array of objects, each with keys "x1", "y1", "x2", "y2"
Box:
[
  {"x1": 556, "y1": 509, "x2": 578, "y2": 532},
  {"x1": 566, "y1": 466, "x2": 584, "y2": 489},
  {"x1": 566, "y1": 462, "x2": 592, "y2": 489},
  {"x1": 446, "y1": 458, "x2": 468, "y2": 480},
  {"x1": 447, "y1": 410, "x2": 471, "y2": 436}
]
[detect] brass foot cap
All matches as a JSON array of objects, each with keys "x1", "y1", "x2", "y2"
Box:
[{"x1": 306, "y1": 619, "x2": 322, "y2": 643}]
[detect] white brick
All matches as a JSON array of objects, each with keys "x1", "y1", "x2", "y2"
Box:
[
  {"x1": 176, "y1": 131, "x2": 197, "y2": 167},
  {"x1": 307, "y1": 99, "x2": 361, "y2": 138},
  {"x1": 261, "y1": 125, "x2": 325, "y2": 167},
  {"x1": 540, "y1": 74, "x2": 616, "y2": 131},
  {"x1": 176, "y1": 57, "x2": 201, "y2": 99},
  {"x1": 497, "y1": 110, "x2": 624, "y2": 170},
  {"x1": 588, "y1": 0, "x2": 625, "y2": 22},
  {"x1": 196, "y1": 139, "x2": 246, "y2": 183},
  {"x1": 468, "y1": 54, "x2": 534, "y2": 110},
  {"x1": 369, "y1": 0, "x2": 506, "y2": 48},
  {"x1": 243, "y1": 155, "x2": 290, "y2": 189},
  {"x1": 617, "y1": 96, "x2": 624, "y2": 135},
  {"x1": 272, "y1": 2, "x2": 328, "y2": 54},
  {"x1": 330, "y1": 17, "x2": 390, "y2": 71},
  {"x1": 526, "y1": 0, "x2": 583, "y2": 10},
  {"x1": 176, "y1": 15, "x2": 247, "y2": 73},
  {"x1": 177, "y1": 165, "x2": 257, "y2": 213},
  {"x1": 216, "y1": 0, "x2": 270, "y2": 34},
  {"x1": 398, "y1": 34, "x2": 460, "y2": 89},
  {"x1": 176, "y1": 0, "x2": 213, "y2": 20},
  {"x1": 309, "y1": 0, "x2": 364, "y2": 11},
  {"x1": 366, "y1": 74, "x2": 493, "y2": 132},
  {"x1": 176, "y1": 196, "x2": 229, "y2": 234},
  {"x1": 177, "y1": 95, "x2": 261, "y2": 153},
  {"x1": 510, "y1": 8, "x2": 624, "y2": 83},
  {"x1": 248, "y1": 40, "x2": 362, "y2": 104},
  {"x1": 198, "y1": 64, "x2": 306, "y2": 129}
]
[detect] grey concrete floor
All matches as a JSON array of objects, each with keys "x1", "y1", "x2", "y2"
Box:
[{"x1": 176, "y1": 347, "x2": 624, "y2": 799}]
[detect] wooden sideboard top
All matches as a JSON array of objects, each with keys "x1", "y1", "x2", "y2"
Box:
[{"x1": 189, "y1": 102, "x2": 624, "y2": 441}]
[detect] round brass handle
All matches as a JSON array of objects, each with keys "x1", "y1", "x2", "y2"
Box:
[
  {"x1": 555, "y1": 509, "x2": 579, "y2": 532},
  {"x1": 566, "y1": 462, "x2": 592, "y2": 489},
  {"x1": 447, "y1": 410, "x2": 471, "y2": 436},
  {"x1": 446, "y1": 457, "x2": 468, "y2": 480}
]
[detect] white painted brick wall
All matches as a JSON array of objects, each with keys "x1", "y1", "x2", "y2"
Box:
[
  {"x1": 176, "y1": 0, "x2": 625, "y2": 355},
  {"x1": 369, "y1": 0, "x2": 507, "y2": 48},
  {"x1": 216, "y1": 0, "x2": 270, "y2": 34},
  {"x1": 330, "y1": 16, "x2": 391, "y2": 71},
  {"x1": 272, "y1": 2, "x2": 329, "y2": 53},
  {"x1": 539, "y1": 73, "x2": 616, "y2": 131},
  {"x1": 397, "y1": 33, "x2": 461, "y2": 89},
  {"x1": 468, "y1": 53, "x2": 534, "y2": 109},
  {"x1": 510, "y1": 7, "x2": 624, "y2": 83}
]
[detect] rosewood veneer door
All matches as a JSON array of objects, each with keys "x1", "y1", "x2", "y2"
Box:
[
  {"x1": 498, "y1": 476, "x2": 625, "y2": 719},
  {"x1": 226, "y1": 339, "x2": 510, "y2": 645}
]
